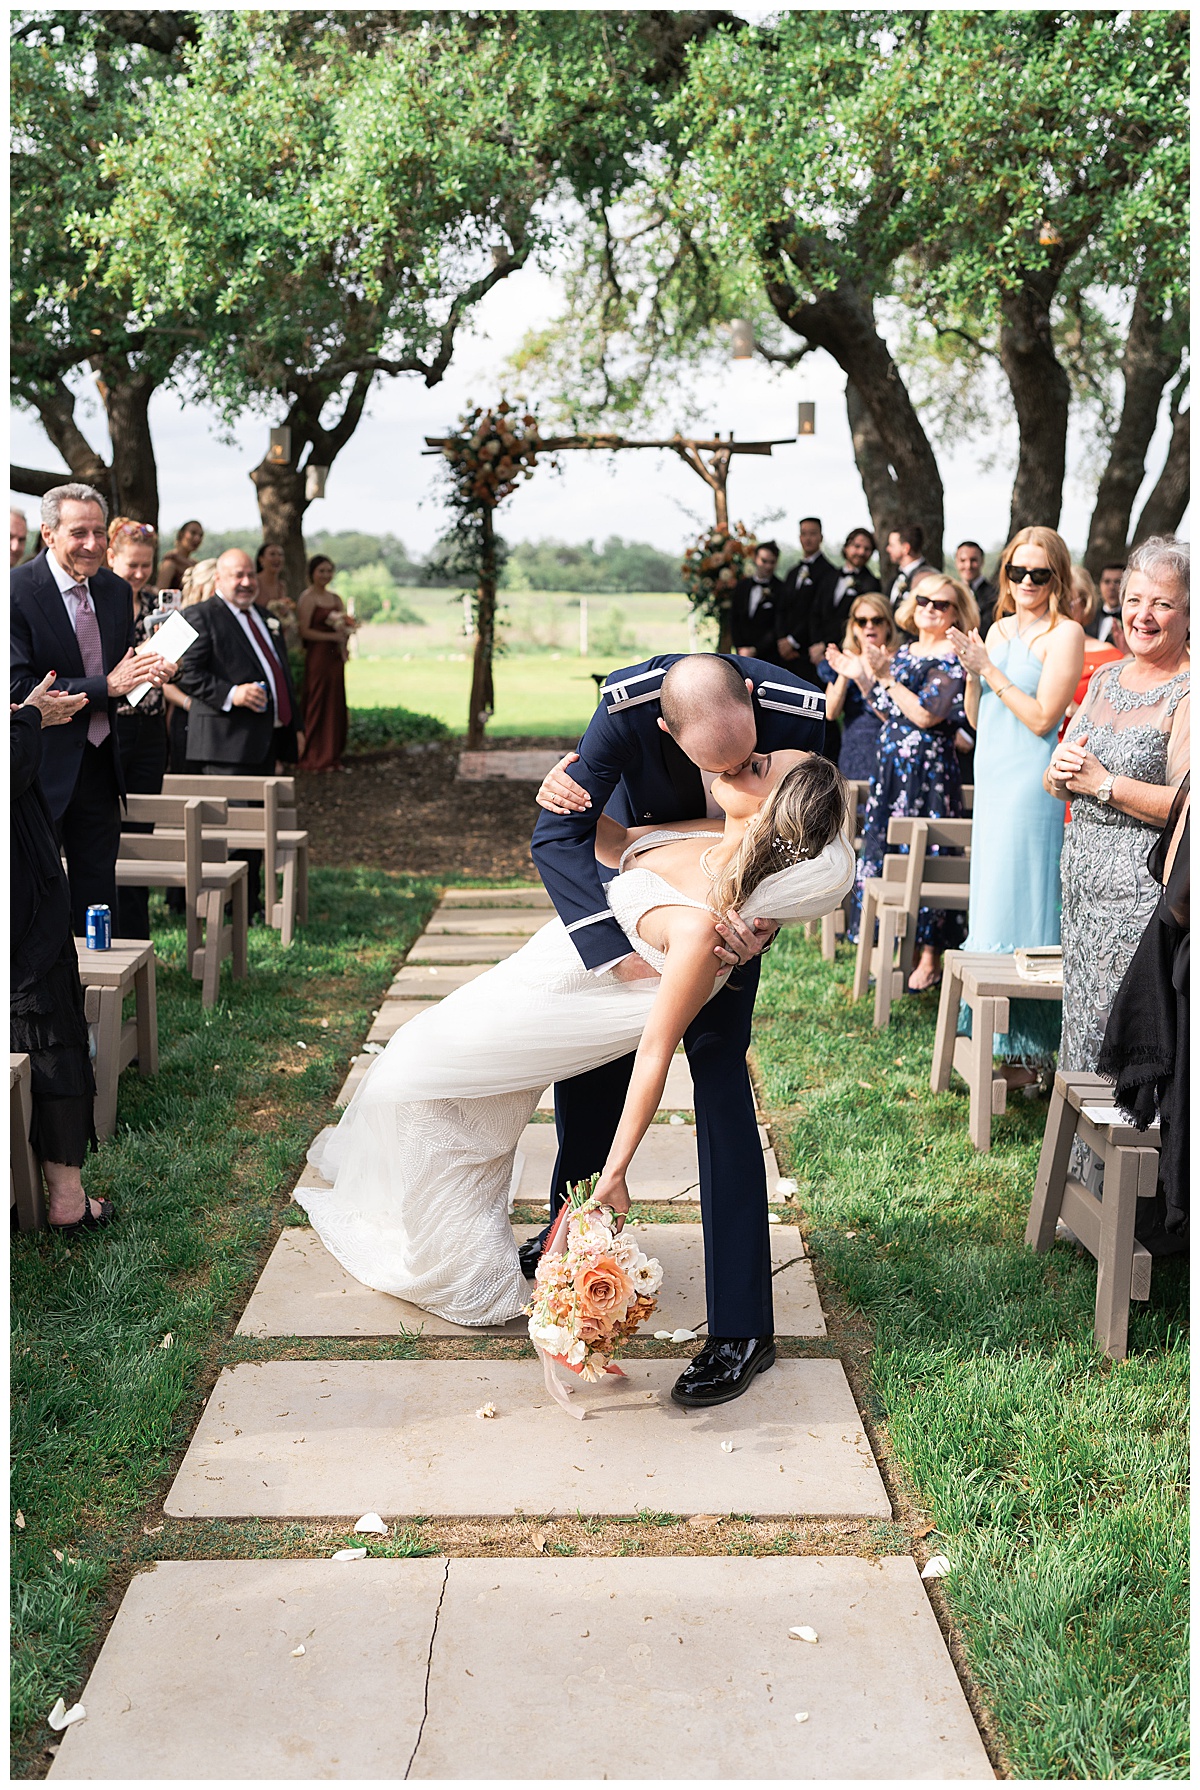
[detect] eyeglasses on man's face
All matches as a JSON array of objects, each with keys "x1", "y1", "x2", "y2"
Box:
[{"x1": 1005, "y1": 563, "x2": 1053, "y2": 586}]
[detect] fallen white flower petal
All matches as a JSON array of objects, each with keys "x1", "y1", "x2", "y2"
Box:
[
  {"x1": 354, "y1": 1512, "x2": 388, "y2": 1535},
  {"x1": 320, "y1": 1019, "x2": 329, "y2": 1028},
  {"x1": 653, "y1": 1330, "x2": 673, "y2": 1341},
  {"x1": 291, "y1": 1644, "x2": 306, "y2": 1657},
  {"x1": 296, "y1": 1041, "x2": 308, "y2": 1050},
  {"x1": 159, "y1": 1334, "x2": 173, "y2": 1349},
  {"x1": 795, "y1": 1712, "x2": 810, "y2": 1724},
  {"x1": 475, "y1": 1403, "x2": 497, "y2": 1419},
  {"x1": 48, "y1": 1699, "x2": 86, "y2": 1731},
  {"x1": 670, "y1": 1327, "x2": 697, "y2": 1343},
  {"x1": 362, "y1": 1042, "x2": 385, "y2": 1055},
  {"x1": 668, "y1": 1113, "x2": 687, "y2": 1126},
  {"x1": 789, "y1": 1626, "x2": 819, "y2": 1643},
  {"x1": 768, "y1": 1213, "x2": 781, "y2": 1224},
  {"x1": 720, "y1": 1441, "x2": 735, "y2": 1453},
  {"x1": 15, "y1": 1510, "x2": 25, "y2": 1529},
  {"x1": 776, "y1": 1178, "x2": 799, "y2": 1196},
  {"x1": 331, "y1": 1547, "x2": 367, "y2": 1562},
  {"x1": 921, "y1": 1554, "x2": 952, "y2": 1580}
]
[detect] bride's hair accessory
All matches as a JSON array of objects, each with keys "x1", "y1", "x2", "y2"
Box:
[{"x1": 527, "y1": 1177, "x2": 664, "y2": 1420}]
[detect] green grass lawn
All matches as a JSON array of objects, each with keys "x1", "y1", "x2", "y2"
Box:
[
  {"x1": 9, "y1": 869, "x2": 441, "y2": 1771},
  {"x1": 348, "y1": 586, "x2": 710, "y2": 737},
  {"x1": 754, "y1": 928, "x2": 1188, "y2": 1779}
]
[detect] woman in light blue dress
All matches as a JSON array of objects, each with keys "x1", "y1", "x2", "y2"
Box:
[{"x1": 947, "y1": 527, "x2": 1085, "y2": 1071}]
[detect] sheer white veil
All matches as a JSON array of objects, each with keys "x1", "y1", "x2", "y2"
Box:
[{"x1": 737, "y1": 832, "x2": 856, "y2": 925}]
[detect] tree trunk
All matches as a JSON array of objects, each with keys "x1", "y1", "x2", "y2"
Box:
[
  {"x1": 249, "y1": 455, "x2": 310, "y2": 594},
  {"x1": 1084, "y1": 292, "x2": 1184, "y2": 579},
  {"x1": 845, "y1": 379, "x2": 904, "y2": 586},
  {"x1": 1133, "y1": 390, "x2": 1190, "y2": 543},
  {"x1": 999, "y1": 278, "x2": 1071, "y2": 534},
  {"x1": 101, "y1": 368, "x2": 161, "y2": 529},
  {"x1": 16, "y1": 377, "x2": 111, "y2": 496},
  {"x1": 466, "y1": 508, "x2": 498, "y2": 749},
  {"x1": 763, "y1": 256, "x2": 944, "y2": 569}
]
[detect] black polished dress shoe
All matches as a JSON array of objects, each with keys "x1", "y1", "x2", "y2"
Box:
[
  {"x1": 670, "y1": 1336, "x2": 776, "y2": 1408},
  {"x1": 518, "y1": 1235, "x2": 547, "y2": 1280}
]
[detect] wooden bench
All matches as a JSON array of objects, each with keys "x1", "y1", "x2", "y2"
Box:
[
  {"x1": 10, "y1": 1053, "x2": 45, "y2": 1231},
  {"x1": 930, "y1": 950, "x2": 1063, "y2": 1151},
  {"x1": 851, "y1": 816, "x2": 972, "y2": 1026},
  {"x1": 117, "y1": 795, "x2": 248, "y2": 1008},
  {"x1": 161, "y1": 774, "x2": 309, "y2": 946},
  {"x1": 74, "y1": 938, "x2": 159, "y2": 1141},
  {"x1": 1025, "y1": 1071, "x2": 1160, "y2": 1360}
]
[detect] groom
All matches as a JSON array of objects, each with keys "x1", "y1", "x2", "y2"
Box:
[{"x1": 528, "y1": 653, "x2": 825, "y2": 1407}]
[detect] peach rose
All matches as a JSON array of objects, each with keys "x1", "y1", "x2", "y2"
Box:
[{"x1": 576, "y1": 1257, "x2": 635, "y2": 1328}]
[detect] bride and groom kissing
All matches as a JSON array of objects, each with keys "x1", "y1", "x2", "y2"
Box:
[{"x1": 302, "y1": 652, "x2": 852, "y2": 1410}]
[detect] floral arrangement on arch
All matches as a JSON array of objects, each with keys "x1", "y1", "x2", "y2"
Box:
[
  {"x1": 679, "y1": 521, "x2": 758, "y2": 625},
  {"x1": 440, "y1": 401, "x2": 541, "y2": 511},
  {"x1": 527, "y1": 1180, "x2": 663, "y2": 1418}
]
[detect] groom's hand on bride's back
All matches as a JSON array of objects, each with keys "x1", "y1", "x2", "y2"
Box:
[
  {"x1": 612, "y1": 953, "x2": 661, "y2": 981},
  {"x1": 536, "y1": 752, "x2": 592, "y2": 814},
  {"x1": 714, "y1": 909, "x2": 778, "y2": 968}
]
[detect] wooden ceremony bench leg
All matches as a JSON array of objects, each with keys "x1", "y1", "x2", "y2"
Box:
[
  {"x1": 279, "y1": 850, "x2": 297, "y2": 948},
  {"x1": 873, "y1": 908, "x2": 900, "y2": 1028},
  {"x1": 231, "y1": 873, "x2": 249, "y2": 979},
  {"x1": 930, "y1": 956, "x2": 962, "y2": 1093},
  {"x1": 200, "y1": 890, "x2": 224, "y2": 1009},
  {"x1": 1025, "y1": 1079, "x2": 1078, "y2": 1251},
  {"x1": 134, "y1": 957, "x2": 159, "y2": 1078},
  {"x1": 1094, "y1": 1144, "x2": 1147, "y2": 1360},
  {"x1": 852, "y1": 885, "x2": 876, "y2": 1002},
  {"x1": 92, "y1": 985, "x2": 124, "y2": 1141},
  {"x1": 966, "y1": 994, "x2": 997, "y2": 1151},
  {"x1": 820, "y1": 909, "x2": 837, "y2": 961},
  {"x1": 296, "y1": 841, "x2": 309, "y2": 923}
]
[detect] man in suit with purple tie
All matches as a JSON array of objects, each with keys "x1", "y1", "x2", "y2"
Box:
[{"x1": 10, "y1": 484, "x2": 172, "y2": 932}]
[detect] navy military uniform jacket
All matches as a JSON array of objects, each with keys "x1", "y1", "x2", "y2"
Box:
[{"x1": 531, "y1": 654, "x2": 825, "y2": 971}]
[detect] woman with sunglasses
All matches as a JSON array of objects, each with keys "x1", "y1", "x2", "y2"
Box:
[
  {"x1": 820, "y1": 591, "x2": 896, "y2": 779},
  {"x1": 849, "y1": 572, "x2": 978, "y2": 990},
  {"x1": 946, "y1": 526, "x2": 1084, "y2": 1079}
]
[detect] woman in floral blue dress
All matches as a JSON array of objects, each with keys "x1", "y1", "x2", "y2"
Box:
[{"x1": 848, "y1": 572, "x2": 979, "y2": 990}]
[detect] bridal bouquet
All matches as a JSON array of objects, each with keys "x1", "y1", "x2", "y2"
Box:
[{"x1": 527, "y1": 1180, "x2": 663, "y2": 1416}]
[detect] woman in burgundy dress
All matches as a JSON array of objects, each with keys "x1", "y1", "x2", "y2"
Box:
[{"x1": 298, "y1": 555, "x2": 357, "y2": 771}]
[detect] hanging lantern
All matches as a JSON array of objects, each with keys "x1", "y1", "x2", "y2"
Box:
[
  {"x1": 797, "y1": 402, "x2": 816, "y2": 436},
  {"x1": 730, "y1": 318, "x2": 755, "y2": 360},
  {"x1": 305, "y1": 464, "x2": 328, "y2": 500},
  {"x1": 268, "y1": 426, "x2": 292, "y2": 466}
]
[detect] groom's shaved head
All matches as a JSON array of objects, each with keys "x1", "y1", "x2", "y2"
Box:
[{"x1": 659, "y1": 655, "x2": 757, "y2": 771}]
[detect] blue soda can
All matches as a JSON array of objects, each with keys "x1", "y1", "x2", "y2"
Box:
[{"x1": 85, "y1": 904, "x2": 112, "y2": 950}]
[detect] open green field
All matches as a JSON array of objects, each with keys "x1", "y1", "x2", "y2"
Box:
[{"x1": 348, "y1": 586, "x2": 712, "y2": 737}]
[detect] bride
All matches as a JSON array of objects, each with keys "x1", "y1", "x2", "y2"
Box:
[{"x1": 300, "y1": 749, "x2": 854, "y2": 1327}]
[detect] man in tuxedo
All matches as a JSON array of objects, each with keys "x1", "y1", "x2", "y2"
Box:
[
  {"x1": 885, "y1": 524, "x2": 931, "y2": 611},
  {"x1": 729, "y1": 540, "x2": 788, "y2": 664},
  {"x1": 779, "y1": 516, "x2": 838, "y2": 665},
  {"x1": 1093, "y1": 563, "x2": 1125, "y2": 641},
  {"x1": 11, "y1": 483, "x2": 171, "y2": 932},
  {"x1": 175, "y1": 548, "x2": 300, "y2": 916},
  {"x1": 529, "y1": 652, "x2": 826, "y2": 1408},
  {"x1": 10, "y1": 507, "x2": 28, "y2": 567},
  {"x1": 816, "y1": 527, "x2": 883, "y2": 650},
  {"x1": 955, "y1": 540, "x2": 997, "y2": 635}
]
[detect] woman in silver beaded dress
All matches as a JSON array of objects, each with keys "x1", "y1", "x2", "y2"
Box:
[{"x1": 1046, "y1": 536, "x2": 1190, "y2": 1073}]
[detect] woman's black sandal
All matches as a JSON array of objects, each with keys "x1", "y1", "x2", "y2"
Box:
[{"x1": 50, "y1": 1197, "x2": 116, "y2": 1238}]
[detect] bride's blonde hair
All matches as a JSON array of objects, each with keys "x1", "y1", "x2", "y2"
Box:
[{"x1": 708, "y1": 755, "x2": 847, "y2": 918}]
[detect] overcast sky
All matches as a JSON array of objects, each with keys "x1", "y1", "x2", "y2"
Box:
[{"x1": 10, "y1": 260, "x2": 1182, "y2": 561}]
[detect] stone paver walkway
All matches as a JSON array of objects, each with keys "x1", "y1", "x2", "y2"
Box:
[{"x1": 52, "y1": 887, "x2": 994, "y2": 1779}]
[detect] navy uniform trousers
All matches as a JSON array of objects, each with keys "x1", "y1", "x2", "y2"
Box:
[{"x1": 549, "y1": 955, "x2": 771, "y2": 1338}]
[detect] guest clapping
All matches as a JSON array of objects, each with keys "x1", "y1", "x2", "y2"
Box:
[
  {"x1": 298, "y1": 555, "x2": 358, "y2": 773},
  {"x1": 850, "y1": 572, "x2": 977, "y2": 990},
  {"x1": 1046, "y1": 535, "x2": 1190, "y2": 1075},
  {"x1": 819, "y1": 592, "x2": 895, "y2": 779},
  {"x1": 946, "y1": 528, "x2": 1084, "y2": 1077}
]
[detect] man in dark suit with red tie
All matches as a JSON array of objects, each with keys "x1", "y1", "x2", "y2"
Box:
[
  {"x1": 10, "y1": 483, "x2": 172, "y2": 932},
  {"x1": 175, "y1": 548, "x2": 301, "y2": 917}
]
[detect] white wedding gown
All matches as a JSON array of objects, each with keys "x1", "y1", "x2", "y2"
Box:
[{"x1": 300, "y1": 831, "x2": 855, "y2": 1327}]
